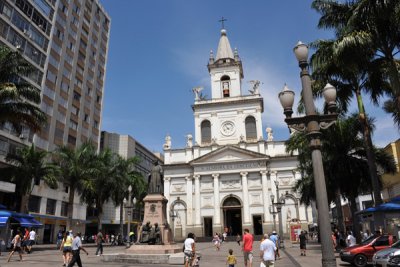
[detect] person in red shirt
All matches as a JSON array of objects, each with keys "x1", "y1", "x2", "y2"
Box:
[{"x1": 242, "y1": 228, "x2": 254, "y2": 267}]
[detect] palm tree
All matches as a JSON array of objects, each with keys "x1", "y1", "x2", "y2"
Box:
[
  {"x1": 311, "y1": 0, "x2": 400, "y2": 125},
  {"x1": 80, "y1": 149, "x2": 117, "y2": 231},
  {"x1": 0, "y1": 45, "x2": 46, "y2": 132},
  {"x1": 287, "y1": 115, "x2": 396, "y2": 236},
  {"x1": 2, "y1": 144, "x2": 58, "y2": 213},
  {"x1": 111, "y1": 155, "x2": 145, "y2": 235},
  {"x1": 54, "y1": 142, "x2": 98, "y2": 229},
  {"x1": 309, "y1": 33, "x2": 390, "y2": 206}
]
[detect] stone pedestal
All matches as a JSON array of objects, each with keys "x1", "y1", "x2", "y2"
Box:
[{"x1": 128, "y1": 193, "x2": 180, "y2": 254}]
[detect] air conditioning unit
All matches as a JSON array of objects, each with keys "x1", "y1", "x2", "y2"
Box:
[{"x1": 19, "y1": 134, "x2": 25, "y2": 140}]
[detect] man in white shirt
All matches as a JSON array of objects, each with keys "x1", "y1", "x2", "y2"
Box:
[
  {"x1": 346, "y1": 231, "x2": 357, "y2": 247},
  {"x1": 260, "y1": 234, "x2": 276, "y2": 267},
  {"x1": 183, "y1": 233, "x2": 195, "y2": 267},
  {"x1": 27, "y1": 229, "x2": 36, "y2": 254}
]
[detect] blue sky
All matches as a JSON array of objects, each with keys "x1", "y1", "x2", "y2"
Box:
[{"x1": 100, "y1": 0, "x2": 398, "y2": 153}]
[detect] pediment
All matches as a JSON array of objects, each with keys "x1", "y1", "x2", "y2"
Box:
[{"x1": 190, "y1": 145, "x2": 268, "y2": 165}]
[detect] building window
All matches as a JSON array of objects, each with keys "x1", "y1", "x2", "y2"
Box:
[
  {"x1": 67, "y1": 134, "x2": 76, "y2": 145},
  {"x1": 245, "y1": 116, "x2": 257, "y2": 140},
  {"x1": 201, "y1": 120, "x2": 211, "y2": 144},
  {"x1": 46, "y1": 198, "x2": 56, "y2": 215},
  {"x1": 61, "y1": 201, "x2": 68, "y2": 217},
  {"x1": 73, "y1": 90, "x2": 81, "y2": 101},
  {"x1": 84, "y1": 113, "x2": 89, "y2": 123},
  {"x1": 28, "y1": 195, "x2": 41, "y2": 213},
  {"x1": 94, "y1": 120, "x2": 98, "y2": 128},
  {"x1": 221, "y1": 75, "x2": 230, "y2": 97}
]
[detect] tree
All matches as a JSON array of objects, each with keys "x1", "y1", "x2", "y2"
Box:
[
  {"x1": 2, "y1": 144, "x2": 58, "y2": 213},
  {"x1": 0, "y1": 45, "x2": 46, "y2": 133},
  {"x1": 311, "y1": 0, "x2": 400, "y2": 126},
  {"x1": 287, "y1": 114, "x2": 396, "y2": 236},
  {"x1": 54, "y1": 142, "x2": 98, "y2": 229},
  {"x1": 309, "y1": 9, "x2": 392, "y2": 205},
  {"x1": 80, "y1": 149, "x2": 117, "y2": 231},
  {"x1": 111, "y1": 155, "x2": 145, "y2": 235}
]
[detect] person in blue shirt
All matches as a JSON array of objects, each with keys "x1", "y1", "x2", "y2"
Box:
[{"x1": 269, "y1": 231, "x2": 280, "y2": 260}]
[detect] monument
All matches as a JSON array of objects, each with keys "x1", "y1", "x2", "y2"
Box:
[
  {"x1": 127, "y1": 161, "x2": 180, "y2": 253},
  {"x1": 103, "y1": 161, "x2": 182, "y2": 265}
]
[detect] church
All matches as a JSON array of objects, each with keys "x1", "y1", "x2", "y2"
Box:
[{"x1": 162, "y1": 28, "x2": 313, "y2": 240}]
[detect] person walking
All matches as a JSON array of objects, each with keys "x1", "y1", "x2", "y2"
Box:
[
  {"x1": 346, "y1": 231, "x2": 356, "y2": 247},
  {"x1": 236, "y1": 234, "x2": 241, "y2": 246},
  {"x1": 260, "y1": 234, "x2": 276, "y2": 267},
  {"x1": 226, "y1": 248, "x2": 237, "y2": 267},
  {"x1": 242, "y1": 228, "x2": 254, "y2": 267},
  {"x1": 60, "y1": 231, "x2": 73, "y2": 266},
  {"x1": 183, "y1": 233, "x2": 195, "y2": 267},
  {"x1": 95, "y1": 230, "x2": 104, "y2": 256},
  {"x1": 212, "y1": 233, "x2": 221, "y2": 251},
  {"x1": 67, "y1": 232, "x2": 88, "y2": 267},
  {"x1": 269, "y1": 231, "x2": 280, "y2": 260},
  {"x1": 299, "y1": 230, "x2": 307, "y2": 256},
  {"x1": 26, "y1": 228, "x2": 36, "y2": 254},
  {"x1": 7, "y1": 230, "x2": 24, "y2": 262},
  {"x1": 56, "y1": 229, "x2": 64, "y2": 249}
]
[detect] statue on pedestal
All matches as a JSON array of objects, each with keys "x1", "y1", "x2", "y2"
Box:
[{"x1": 147, "y1": 161, "x2": 163, "y2": 194}]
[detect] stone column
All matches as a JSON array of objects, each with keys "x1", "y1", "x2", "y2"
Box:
[
  {"x1": 164, "y1": 176, "x2": 171, "y2": 220},
  {"x1": 185, "y1": 176, "x2": 193, "y2": 226},
  {"x1": 193, "y1": 174, "x2": 202, "y2": 237},
  {"x1": 194, "y1": 175, "x2": 201, "y2": 225},
  {"x1": 260, "y1": 171, "x2": 269, "y2": 227},
  {"x1": 241, "y1": 172, "x2": 250, "y2": 225},
  {"x1": 212, "y1": 174, "x2": 221, "y2": 225}
]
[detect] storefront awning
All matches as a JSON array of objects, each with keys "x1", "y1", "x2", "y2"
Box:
[
  {"x1": 357, "y1": 202, "x2": 400, "y2": 214},
  {"x1": 14, "y1": 216, "x2": 43, "y2": 228},
  {"x1": 0, "y1": 210, "x2": 43, "y2": 228},
  {"x1": 0, "y1": 217, "x2": 9, "y2": 227}
]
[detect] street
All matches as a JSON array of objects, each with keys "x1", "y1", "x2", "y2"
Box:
[{"x1": 0, "y1": 240, "x2": 353, "y2": 267}]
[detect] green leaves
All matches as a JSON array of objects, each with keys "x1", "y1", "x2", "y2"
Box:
[{"x1": 0, "y1": 45, "x2": 46, "y2": 133}]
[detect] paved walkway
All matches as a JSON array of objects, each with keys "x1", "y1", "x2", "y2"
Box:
[{"x1": 0, "y1": 240, "x2": 352, "y2": 266}]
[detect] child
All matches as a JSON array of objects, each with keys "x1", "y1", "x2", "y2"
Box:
[
  {"x1": 236, "y1": 234, "x2": 241, "y2": 246},
  {"x1": 226, "y1": 249, "x2": 237, "y2": 267}
]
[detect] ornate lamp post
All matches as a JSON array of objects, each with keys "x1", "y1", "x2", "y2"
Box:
[
  {"x1": 270, "y1": 180, "x2": 285, "y2": 248},
  {"x1": 169, "y1": 210, "x2": 178, "y2": 242},
  {"x1": 278, "y1": 41, "x2": 337, "y2": 267},
  {"x1": 269, "y1": 195, "x2": 278, "y2": 231},
  {"x1": 124, "y1": 185, "x2": 133, "y2": 248}
]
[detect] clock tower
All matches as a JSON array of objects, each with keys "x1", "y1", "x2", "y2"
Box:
[{"x1": 193, "y1": 29, "x2": 264, "y2": 146}]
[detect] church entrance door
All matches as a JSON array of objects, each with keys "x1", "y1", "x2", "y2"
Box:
[{"x1": 222, "y1": 196, "x2": 242, "y2": 236}]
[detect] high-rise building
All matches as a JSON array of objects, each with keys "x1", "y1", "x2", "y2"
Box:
[{"x1": 0, "y1": 0, "x2": 110, "y2": 243}]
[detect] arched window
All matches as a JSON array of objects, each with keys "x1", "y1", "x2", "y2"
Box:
[
  {"x1": 201, "y1": 120, "x2": 211, "y2": 144},
  {"x1": 245, "y1": 116, "x2": 257, "y2": 140},
  {"x1": 221, "y1": 75, "x2": 230, "y2": 97}
]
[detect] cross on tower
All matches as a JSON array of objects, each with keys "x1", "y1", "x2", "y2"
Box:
[{"x1": 219, "y1": 16, "x2": 227, "y2": 29}]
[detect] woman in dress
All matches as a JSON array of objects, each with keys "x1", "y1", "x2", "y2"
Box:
[{"x1": 212, "y1": 233, "x2": 221, "y2": 251}]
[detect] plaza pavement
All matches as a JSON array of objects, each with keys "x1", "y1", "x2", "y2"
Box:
[{"x1": 0, "y1": 240, "x2": 353, "y2": 267}]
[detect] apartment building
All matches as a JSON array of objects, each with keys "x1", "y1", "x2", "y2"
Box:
[{"x1": 0, "y1": 0, "x2": 110, "y2": 243}]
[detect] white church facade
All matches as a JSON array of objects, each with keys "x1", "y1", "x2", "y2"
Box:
[{"x1": 163, "y1": 28, "x2": 313, "y2": 239}]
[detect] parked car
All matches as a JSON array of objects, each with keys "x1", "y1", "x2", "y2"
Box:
[
  {"x1": 340, "y1": 235, "x2": 395, "y2": 267},
  {"x1": 373, "y1": 240, "x2": 400, "y2": 267},
  {"x1": 388, "y1": 252, "x2": 400, "y2": 267}
]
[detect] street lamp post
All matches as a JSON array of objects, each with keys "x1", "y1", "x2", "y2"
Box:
[
  {"x1": 269, "y1": 195, "x2": 278, "y2": 231},
  {"x1": 278, "y1": 41, "x2": 337, "y2": 267},
  {"x1": 169, "y1": 210, "x2": 178, "y2": 243},
  {"x1": 274, "y1": 181, "x2": 285, "y2": 248},
  {"x1": 124, "y1": 185, "x2": 133, "y2": 248}
]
